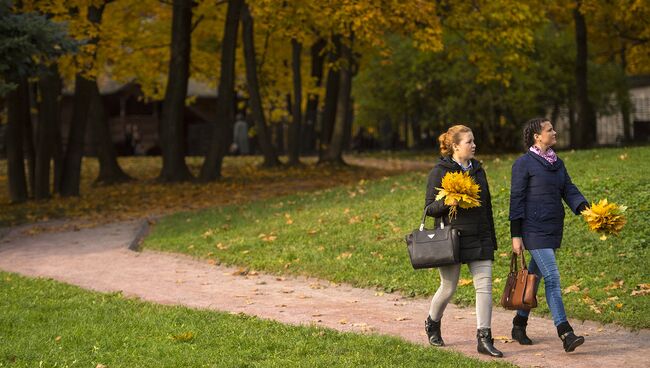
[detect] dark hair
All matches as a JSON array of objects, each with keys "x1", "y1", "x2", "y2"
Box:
[{"x1": 523, "y1": 117, "x2": 550, "y2": 149}]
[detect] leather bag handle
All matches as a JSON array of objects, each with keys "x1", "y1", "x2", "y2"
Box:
[
  {"x1": 510, "y1": 251, "x2": 528, "y2": 273},
  {"x1": 420, "y1": 203, "x2": 445, "y2": 231}
]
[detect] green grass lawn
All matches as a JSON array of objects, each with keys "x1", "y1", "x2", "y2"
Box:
[
  {"x1": 0, "y1": 272, "x2": 513, "y2": 368},
  {"x1": 143, "y1": 146, "x2": 650, "y2": 329}
]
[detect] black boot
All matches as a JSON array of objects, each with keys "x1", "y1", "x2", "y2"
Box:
[
  {"x1": 557, "y1": 322, "x2": 584, "y2": 353},
  {"x1": 425, "y1": 316, "x2": 444, "y2": 346},
  {"x1": 477, "y1": 328, "x2": 503, "y2": 357},
  {"x1": 511, "y1": 314, "x2": 533, "y2": 345}
]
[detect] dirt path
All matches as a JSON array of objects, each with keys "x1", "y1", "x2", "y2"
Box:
[{"x1": 0, "y1": 220, "x2": 647, "y2": 368}]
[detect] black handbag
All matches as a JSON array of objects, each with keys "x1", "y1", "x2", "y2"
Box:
[{"x1": 405, "y1": 205, "x2": 461, "y2": 269}]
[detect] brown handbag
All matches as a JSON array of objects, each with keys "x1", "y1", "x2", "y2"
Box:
[{"x1": 500, "y1": 252, "x2": 539, "y2": 310}]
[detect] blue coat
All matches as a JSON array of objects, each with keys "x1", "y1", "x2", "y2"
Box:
[{"x1": 509, "y1": 151, "x2": 587, "y2": 250}]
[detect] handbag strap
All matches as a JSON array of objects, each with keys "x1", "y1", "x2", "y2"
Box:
[
  {"x1": 420, "y1": 204, "x2": 445, "y2": 231},
  {"x1": 510, "y1": 251, "x2": 528, "y2": 273}
]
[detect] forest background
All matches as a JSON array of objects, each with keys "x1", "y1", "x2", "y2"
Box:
[{"x1": 0, "y1": 0, "x2": 649, "y2": 205}]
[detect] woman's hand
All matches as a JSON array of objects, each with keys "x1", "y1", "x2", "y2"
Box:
[{"x1": 512, "y1": 237, "x2": 524, "y2": 255}]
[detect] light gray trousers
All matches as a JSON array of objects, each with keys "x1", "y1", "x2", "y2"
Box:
[{"x1": 428, "y1": 260, "x2": 493, "y2": 329}]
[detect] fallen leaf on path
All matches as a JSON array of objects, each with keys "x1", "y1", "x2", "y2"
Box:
[
  {"x1": 339, "y1": 319, "x2": 348, "y2": 325},
  {"x1": 395, "y1": 316, "x2": 410, "y2": 321}
]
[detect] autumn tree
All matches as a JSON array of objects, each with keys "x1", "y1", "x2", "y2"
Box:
[
  {"x1": 241, "y1": 1, "x2": 280, "y2": 167},
  {"x1": 200, "y1": 0, "x2": 242, "y2": 181},
  {"x1": 158, "y1": 0, "x2": 194, "y2": 182},
  {"x1": 1, "y1": 1, "x2": 75, "y2": 202}
]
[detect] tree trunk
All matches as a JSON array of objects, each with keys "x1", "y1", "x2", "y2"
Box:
[
  {"x1": 318, "y1": 36, "x2": 341, "y2": 161},
  {"x1": 287, "y1": 38, "x2": 302, "y2": 166},
  {"x1": 200, "y1": 0, "x2": 243, "y2": 181},
  {"x1": 342, "y1": 96, "x2": 354, "y2": 151},
  {"x1": 618, "y1": 46, "x2": 632, "y2": 142},
  {"x1": 410, "y1": 117, "x2": 421, "y2": 150},
  {"x1": 89, "y1": 81, "x2": 132, "y2": 184},
  {"x1": 303, "y1": 38, "x2": 326, "y2": 155},
  {"x1": 58, "y1": 4, "x2": 106, "y2": 196},
  {"x1": 59, "y1": 75, "x2": 93, "y2": 196},
  {"x1": 159, "y1": 0, "x2": 193, "y2": 182},
  {"x1": 573, "y1": 3, "x2": 596, "y2": 148},
  {"x1": 322, "y1": 36, "x2": 353, "y2": 164},
  {"x1": 241, "y1": 2, "x2": 279, "y2": 167},
  {"x1": 22, "y1": 82, "x2": 36, "y2": 198},
  {"x1": 34, "y1": 66, "x2": 62, "y2": 200},
  {"x1": 5, "y1": 78, "x2": 29, "y2": 203}
]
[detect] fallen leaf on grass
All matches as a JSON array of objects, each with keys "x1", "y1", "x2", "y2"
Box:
[
  {"x1": 336, "y1": 252, "x2": 353, "y2": 260},
  {"x1": 589, "y1": 305, "x2": 602, "y2": 314},
  {"x1": 631, "y1": 283, "x2": 650, "y2": 296},
  {"x1": 563, "y1": 284, "x2": 581, "y2": 294},
  {"x1": 215, "y1": 243, "x2": 229, "y2": 250},
  {"x1": 171, "y1": 331, "x2": 195, "y2": 342},
  {"x1": 458, "y1": 279, "x2": 473, "y2": 286},
  {"x1": 604, "y1": 280, "x2": 624, "y2": 291}
]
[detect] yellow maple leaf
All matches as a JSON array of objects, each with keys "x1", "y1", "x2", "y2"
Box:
[
  {"x1": 581, "y1": 199, "x2": 627, "y2": 236},
  {"x1": 435, "y1": 171, "x2": 481, "y2": 220}
]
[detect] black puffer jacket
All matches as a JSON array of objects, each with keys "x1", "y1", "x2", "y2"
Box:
[{"x1": 424, "y1": 156, "x2": 497, "y2": 263}]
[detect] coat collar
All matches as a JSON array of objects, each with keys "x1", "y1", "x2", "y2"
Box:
[
  {"x1": 526, "y1": 150, "x2": 563, "y2": 171},
  {"x1": 438, "y1": 156, "x2": 482, "y2": 175}
]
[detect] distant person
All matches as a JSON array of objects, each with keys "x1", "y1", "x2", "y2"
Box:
[
  {"x1": 424, "y1": 124, "x2": 503, "y2": 358},
  {"x1": 509, "y1": 117, "x2": 589, "y2": 352},
  {"x1": 131, "y1": 125, "x2": 142, "y2": 156},
  {"x1": 233, "y1": 114, "x2": 250, "y2": 155}
]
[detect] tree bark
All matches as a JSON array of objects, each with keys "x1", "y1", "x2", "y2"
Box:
[
  {"x1": 22, "y1": 82, "x2": 36, "y2": 198},
  {"x1": 287, "y1": 38, "x2": 302, "y2": 166},
  {"x1": 60, "y1": 3, "x2": 107, "y2": 196},
  {"x1": 89, "y1": 81, "x2": 132, "y2": 184},
  {"x1": 5, "y1": 77, "x2": 29, "y2": 203},
  {"x1": 241, "y1": 2, "x2": 279, "y2": 167},
  {"x1": 200, "y1": 0, "x2": 243, "y2": 181},
  {"x1": 59, "y1": 75, "x2": 94, "y2": 196},
  {"x1": 318, "y1": 36, "x2": 341, "y2": 161},
  {"x1": 573, "y1": 3, "x2": 597, "y2": 148},
  {"x1": 303, "y1": 38, "x2": 326, "y2": 154},
  {"x1": 34, "y1": 66, "x2": 62, "y2": 200},
  {"x1": 322, "y1": 36, "x2": 352, "y2": 164},
  {"x1": 159, "y1": 0, "x2": 193, "y2": 182},
  {"x1": 618, "y1": 46, "x2": 632, "y2": 142}
]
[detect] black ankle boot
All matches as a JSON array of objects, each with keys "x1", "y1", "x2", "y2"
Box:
[
  {"x1": 511, "y1": 315, "x2": 533, "y2": 345},
  {"x1": 425, "y1": 316, "x2": 444, "y2": 346},
  {"x1": 557, "y1": 322, "x2": 584, "y2": 352},
  {"x1": 477, "y1": 328, "x2": 503, "y2": 357}
]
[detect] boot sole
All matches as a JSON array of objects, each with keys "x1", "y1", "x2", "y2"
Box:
[{"x1": 565, "y1": 336, "x2": 585, "y2": 352}]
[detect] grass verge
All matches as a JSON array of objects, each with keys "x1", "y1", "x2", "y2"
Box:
[
  {"x1": 0, "y1": 272, "x2": 513, "y2": 367},
  {"x1": 144, "y1": 146, "x2": 650, "y2": 329}
]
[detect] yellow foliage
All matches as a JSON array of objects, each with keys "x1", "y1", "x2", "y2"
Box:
[
  {"x1": 434, "y1": 171, "x2": 481, "y2": 220},
  {"x1": 581, "y1": 199, "x2": 627, "y2": 237}
]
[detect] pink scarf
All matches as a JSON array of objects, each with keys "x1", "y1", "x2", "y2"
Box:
[{"x1": 529, "y1": 145, "x2": 557, "y2": 164}]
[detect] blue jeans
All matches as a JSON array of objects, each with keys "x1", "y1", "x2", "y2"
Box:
[{"x1": 516, "y1": 248, "x2": 568, "y2": 327}]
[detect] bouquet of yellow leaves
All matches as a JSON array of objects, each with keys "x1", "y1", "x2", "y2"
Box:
[
  {"x1": 581, "y1": 199, "x2": 627, "y2": 240},
  {"x1": 435, "y1": 171, "x2": 481, "y2": 221}
]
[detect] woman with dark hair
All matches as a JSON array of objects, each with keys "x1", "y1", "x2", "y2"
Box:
[
  {"x1": 424, "y1": 124, "x2": 503, "y2": 357},
  {"x1": 509, "y1": 117, "x2": 589, "y2": 352}
]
